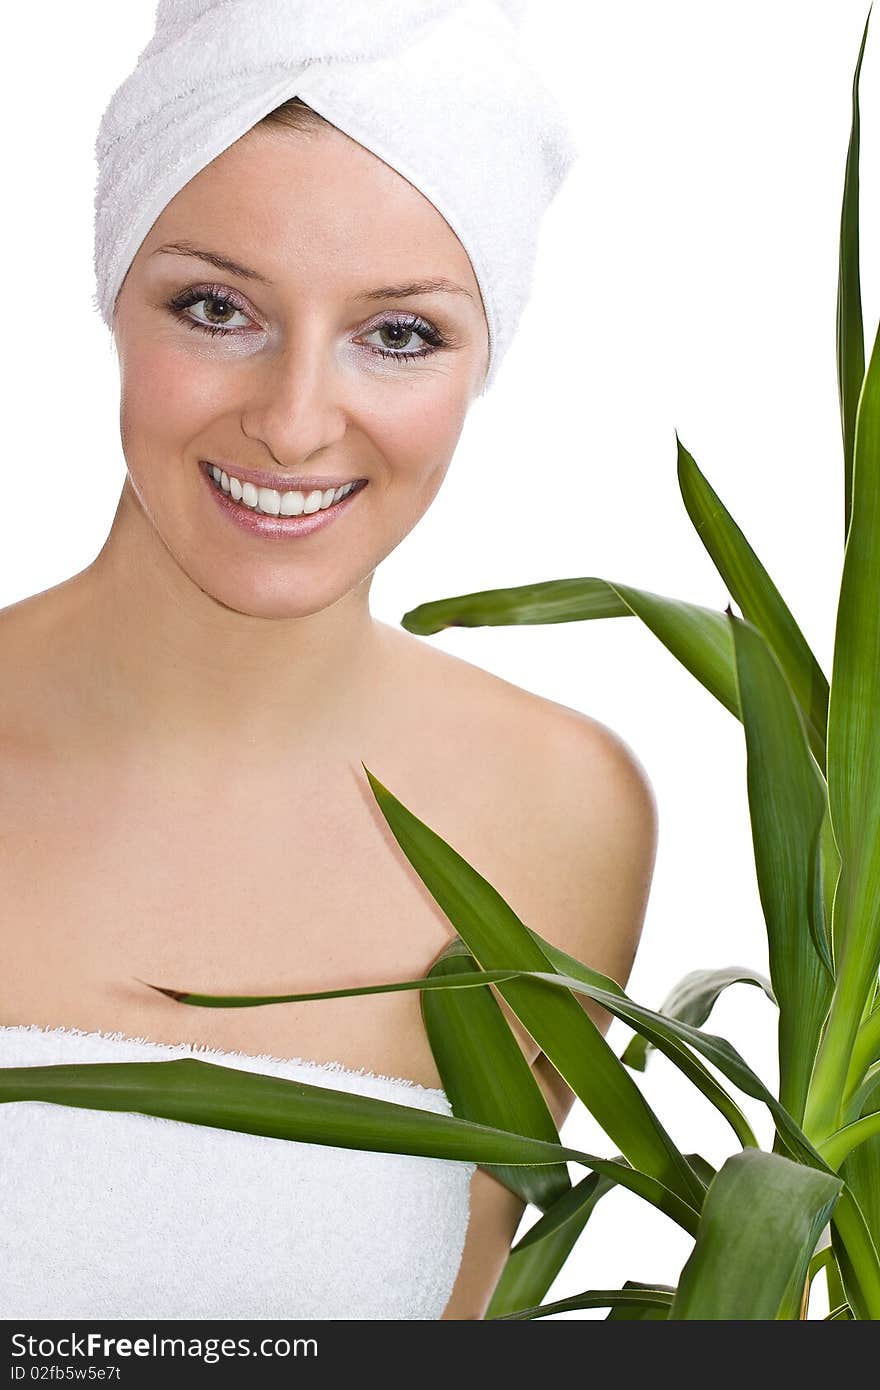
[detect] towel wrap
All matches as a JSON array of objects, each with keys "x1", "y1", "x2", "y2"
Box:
[
  {"x1": 0, "y1": 1025, "x2": 475, "y2": 1320},
  {"x1": 92, "y1": 0, "x2": 580, "y2": 391}
]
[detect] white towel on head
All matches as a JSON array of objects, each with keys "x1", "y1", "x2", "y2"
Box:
[{"x1": 92, "y1": 0, "x2": 579, "y2": 392}]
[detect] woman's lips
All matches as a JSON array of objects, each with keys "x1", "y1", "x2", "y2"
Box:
[
  {"x1": 201, "y1": 459, "x2": 365, "y2": 493},
  {"x1": 201, "y1": 461, "x2": 367, "y2": 538}
]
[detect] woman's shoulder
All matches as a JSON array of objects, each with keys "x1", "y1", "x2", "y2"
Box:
[
  {"x1": 380, "y1": 621, "x2": 659, "y2": 977},
  {"x1": 382, "y1": 619, "x2": 657, "y2": 819}
]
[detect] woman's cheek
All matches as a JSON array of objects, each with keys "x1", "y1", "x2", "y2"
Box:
[
  {"x1": 377, "y1": 374, "x2": 470, "y2": 462},
  {"x1": 122, "y1": 338, "x2": 225, "y2": 442}
]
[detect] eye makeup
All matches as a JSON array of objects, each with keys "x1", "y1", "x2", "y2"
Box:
[{"x1": 164, "y1": 282, "x2": 455, "y2": 365}]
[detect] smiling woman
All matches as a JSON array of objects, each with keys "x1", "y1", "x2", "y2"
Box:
[
  {"x1": 108, "y1": 110, "x2": 491, "y2": 623},
  {"x1": 0, "y1": 0, "x2": 657, "y2": 1326}
]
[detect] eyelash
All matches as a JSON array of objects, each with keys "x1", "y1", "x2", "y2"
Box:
[{"x1": 165, "y1": 284, "x2": 449, "y2": 364}]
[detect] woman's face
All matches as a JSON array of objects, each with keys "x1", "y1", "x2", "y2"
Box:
[{"x1": 112, "y1": 121, "x2": 490, "y2": 620}]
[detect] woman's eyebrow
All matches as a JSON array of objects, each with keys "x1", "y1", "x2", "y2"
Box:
[
  {"x1": 359, "y1": 278, "x2": 474, "y2": 302},
  {"x1": 152, "y1": 242, "x2": 474, "y2": 301},
  {"x1": 153, "y1": 242, "x2": 275, "y2": 284}
]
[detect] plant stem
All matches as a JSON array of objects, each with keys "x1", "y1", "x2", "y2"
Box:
[
  {"x1": 805, "y1": 948, "x2": 876, "y2": 1141},
  {"x1": 832, "y1": 1187, "x2": 880, "y2": 1319},
  {"x1": 843, "y1": 1004, "x2": 880, "y2": 1107},
  {"x1": 827, "y1": 1251, "x2": 847, "y2": 1316},
  {"x1": 818, "y1": 1110, "x2": 880, "y2": 1170}
]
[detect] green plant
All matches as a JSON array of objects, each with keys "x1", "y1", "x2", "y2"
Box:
[{"x1": 2, "y1": 10, "x2": 878, "y2": 1320}]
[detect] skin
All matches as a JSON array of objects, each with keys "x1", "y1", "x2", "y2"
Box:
[{"x1": 0, "y1": 119, "x2": 659, "y2": 1319}]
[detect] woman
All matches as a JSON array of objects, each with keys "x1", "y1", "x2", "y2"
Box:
[{"x1": 0, "y1": 1, "x2": 658, "y2": 1320}]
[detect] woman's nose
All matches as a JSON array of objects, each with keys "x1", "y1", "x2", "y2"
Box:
[{"x1": 240, "y1": 335, "x2": 348, "y2": 465}]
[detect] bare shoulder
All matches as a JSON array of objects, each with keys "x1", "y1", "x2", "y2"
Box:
[
  {"x1": 493, "y1": 666, "x2": 659, "y2": 991},
  {"x1": 382, "y1": 623, "x2": 659, "y2": 988}
]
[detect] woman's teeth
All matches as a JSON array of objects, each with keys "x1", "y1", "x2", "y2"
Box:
[{"x1": 208, "y1": 464, "x2": 357, "y2": 516}]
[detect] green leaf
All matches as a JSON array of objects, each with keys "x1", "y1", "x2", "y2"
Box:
[
  {"x1": 676, "y1": 435, "x2": 829, "y2": 772},
  {"x1": 523, "y1": 960, "x2": 814, "y2": 1166},
  {"x1": 421, "y1": 940, "x2": 572, "y2": 1211},
  {"x1": 402, "y1": 579, "x2": 742, "y2": 723},
  {"x1": 486, "y1": 1158, "x2": 711, "y2": 1319},
  {"x1": 621, "y1": 966, "x2": 775, "y2": 1071},
  {"x1": 809, "y1": 317, "x2": 880, "y2": 1136},
  {"x1": 830, "y1": 321, "x2": 880, "y2": 952},
  {"x1": 820, "y1": 799, "x2": 843, "y2": 969},
  {"x1": 727, "y1": 609, "x2": 834, "y2": 1122},
  {"x1": 838, "y1": 8, "x2": 871, "y2": 540},
  {"x1": 845, "y1": 1010, "x2": 880, "y2": 1112},
  {"x1": 130, "y1": 955, "x2": 880, "y2": 1300},
  {"x1": 840, "y1": 1072, "x2": 880, "y2": 1258},
  {"x1": 819, "y1": 1108, "x2": 880, "y2": 1170},
  {"x1": 517, "y1": 929, "x2": 766, "y2": 1151},
  {"x1": 526, "y1": 933, "x2": 758, "y2": 1150},
  {"x1": 361, "y1": 764, "x2": 708, "y2": 1210},
  {"x1": 485, "y1": 1170, "x2": 615, "y2": 1318},
  {"x1": 829, "y1": 1184, "x2": 880, "y2": 1319},
  {"x1": 668, "y1": 1150, "x2": 842, "y2": 1319},
  {"x1": 403, "y1": 576, "x2": 632, "y2": 629},
  {"x1": 142, "y1": 954, "x2": 807, "y2": 1164},
  {"x1": 489, "y1": 1285, "x2": 675, "y2": 1321},
  {"x1": 145, "y1": 948, "x2": 759, "y2": 1150},
  {"x1": 606, "y1": 1280, "x2": 677, "y2": 1320},
  {"x1": 826, "y1": 1302, "x2": 854, "y2": 1320},
  {"x1": 0, "y1": 1055, "x2": 702, "y2": 1235}
]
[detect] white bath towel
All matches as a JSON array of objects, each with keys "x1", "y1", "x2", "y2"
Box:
[
  {"x1": 92, "y1": 0, "x2": 579, "y2": 391},
  {"x1": 0, "y1": 1024, "x2": 475, "y2": 1320}
]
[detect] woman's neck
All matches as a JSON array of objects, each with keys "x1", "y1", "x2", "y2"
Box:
[{"x1": 66, "y1": 481, "x2": 387, "y2": 762}]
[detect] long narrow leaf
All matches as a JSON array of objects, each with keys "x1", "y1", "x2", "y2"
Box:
[
  {"x1": 727, "y1": 608, "x2": 834, "y2": 1122},
  {"x1": 402, "y1": 579, "x2": 741, "y2": 722},
  {"x1": 846, "y1": 1008, "x2": 880, "y2": 1108},
  {"x1": 0, "y1": 1056, "x2": 701, "y2": 1236},
  {"x1": 829, "y1": 317, "x2": 880, "y2": 958},
  {"x1": 517, "y1": 962, "x2": 815, "y2": 1165},
  {"x1": 487, "y1": 1155, "x2": 711, "y2": 1318},
  {"x1": 819, "y1": 1109, "x2": 880, "y2": 1170},
  {"x1": 840, "y1": 1071, "x2": 880, "y2": 1260},
  {"x1": 524, "y1": 932, "x2": 759, "y2": 1149},
  {"x1": 485, "y1": 1170, "x2": 615, "y2": 1318},
  {"x1": 403, "y1": 577, "x2": 631, "y2": 628},
  {"x1": 421, "y1": 940, "x2": 571, "y2": 1210},
  {"x1": 820, "y1": 799, "x2": 843, "y2": 966},
  {"x1": 361, "y1": 765, "x2": 707, "y2": 1209},
  {"x1": 848, "y1": 1062, "x2": 880, "y2": 1121},
  {"x1": 621, "y1": 965, "x2": 775, "y2": 1071},
  {"x1": 827, "y1": 1302, "x2": 854, "y2": 1319},
  {"x1": 143, "y1": 939, "x2": 756, "y2": 1156},
  {"x1": 811, "y1": 317, "x2": 880, "y2": 1135},
  {"x1": 830, "y1": 1183, "x2": 880, "y2": 1319},
  {"x1": 490, "y1": 1285, "x2": 675, "y2": 1321},
  {"x1": 142, "y1": 957, "x2": 810, "y2": 1163},
  {"x1": 139, "y1": 965, "x2": 880, "y2": 1316},
  {"x1": 606, "y1": 1280, "x2": 676, "y2": 1320},
  {"x1": 839, "y1": 8, "x2": 871, "y2": 539},
  {"x1": 677, "y1": 436, "x2": 829, "y2": 771},
  {"x1": 668, "y1": 1150, "x2": 842, "y2": 1319}
]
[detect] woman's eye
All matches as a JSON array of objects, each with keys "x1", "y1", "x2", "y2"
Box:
[
  {"x1": 171, "y1": 292, "x2": 252, "y2": 334},
  {"x1": 167, "y1": 289, "x2": 447, "y2": 362},
  {"x1": 361, "y1": 317, "x2": 445, "y2": 362}
]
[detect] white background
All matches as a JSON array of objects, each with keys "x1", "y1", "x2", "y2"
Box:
[{"x1": 2, "y1": 1, "x2": 878, "y2": 1318}]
